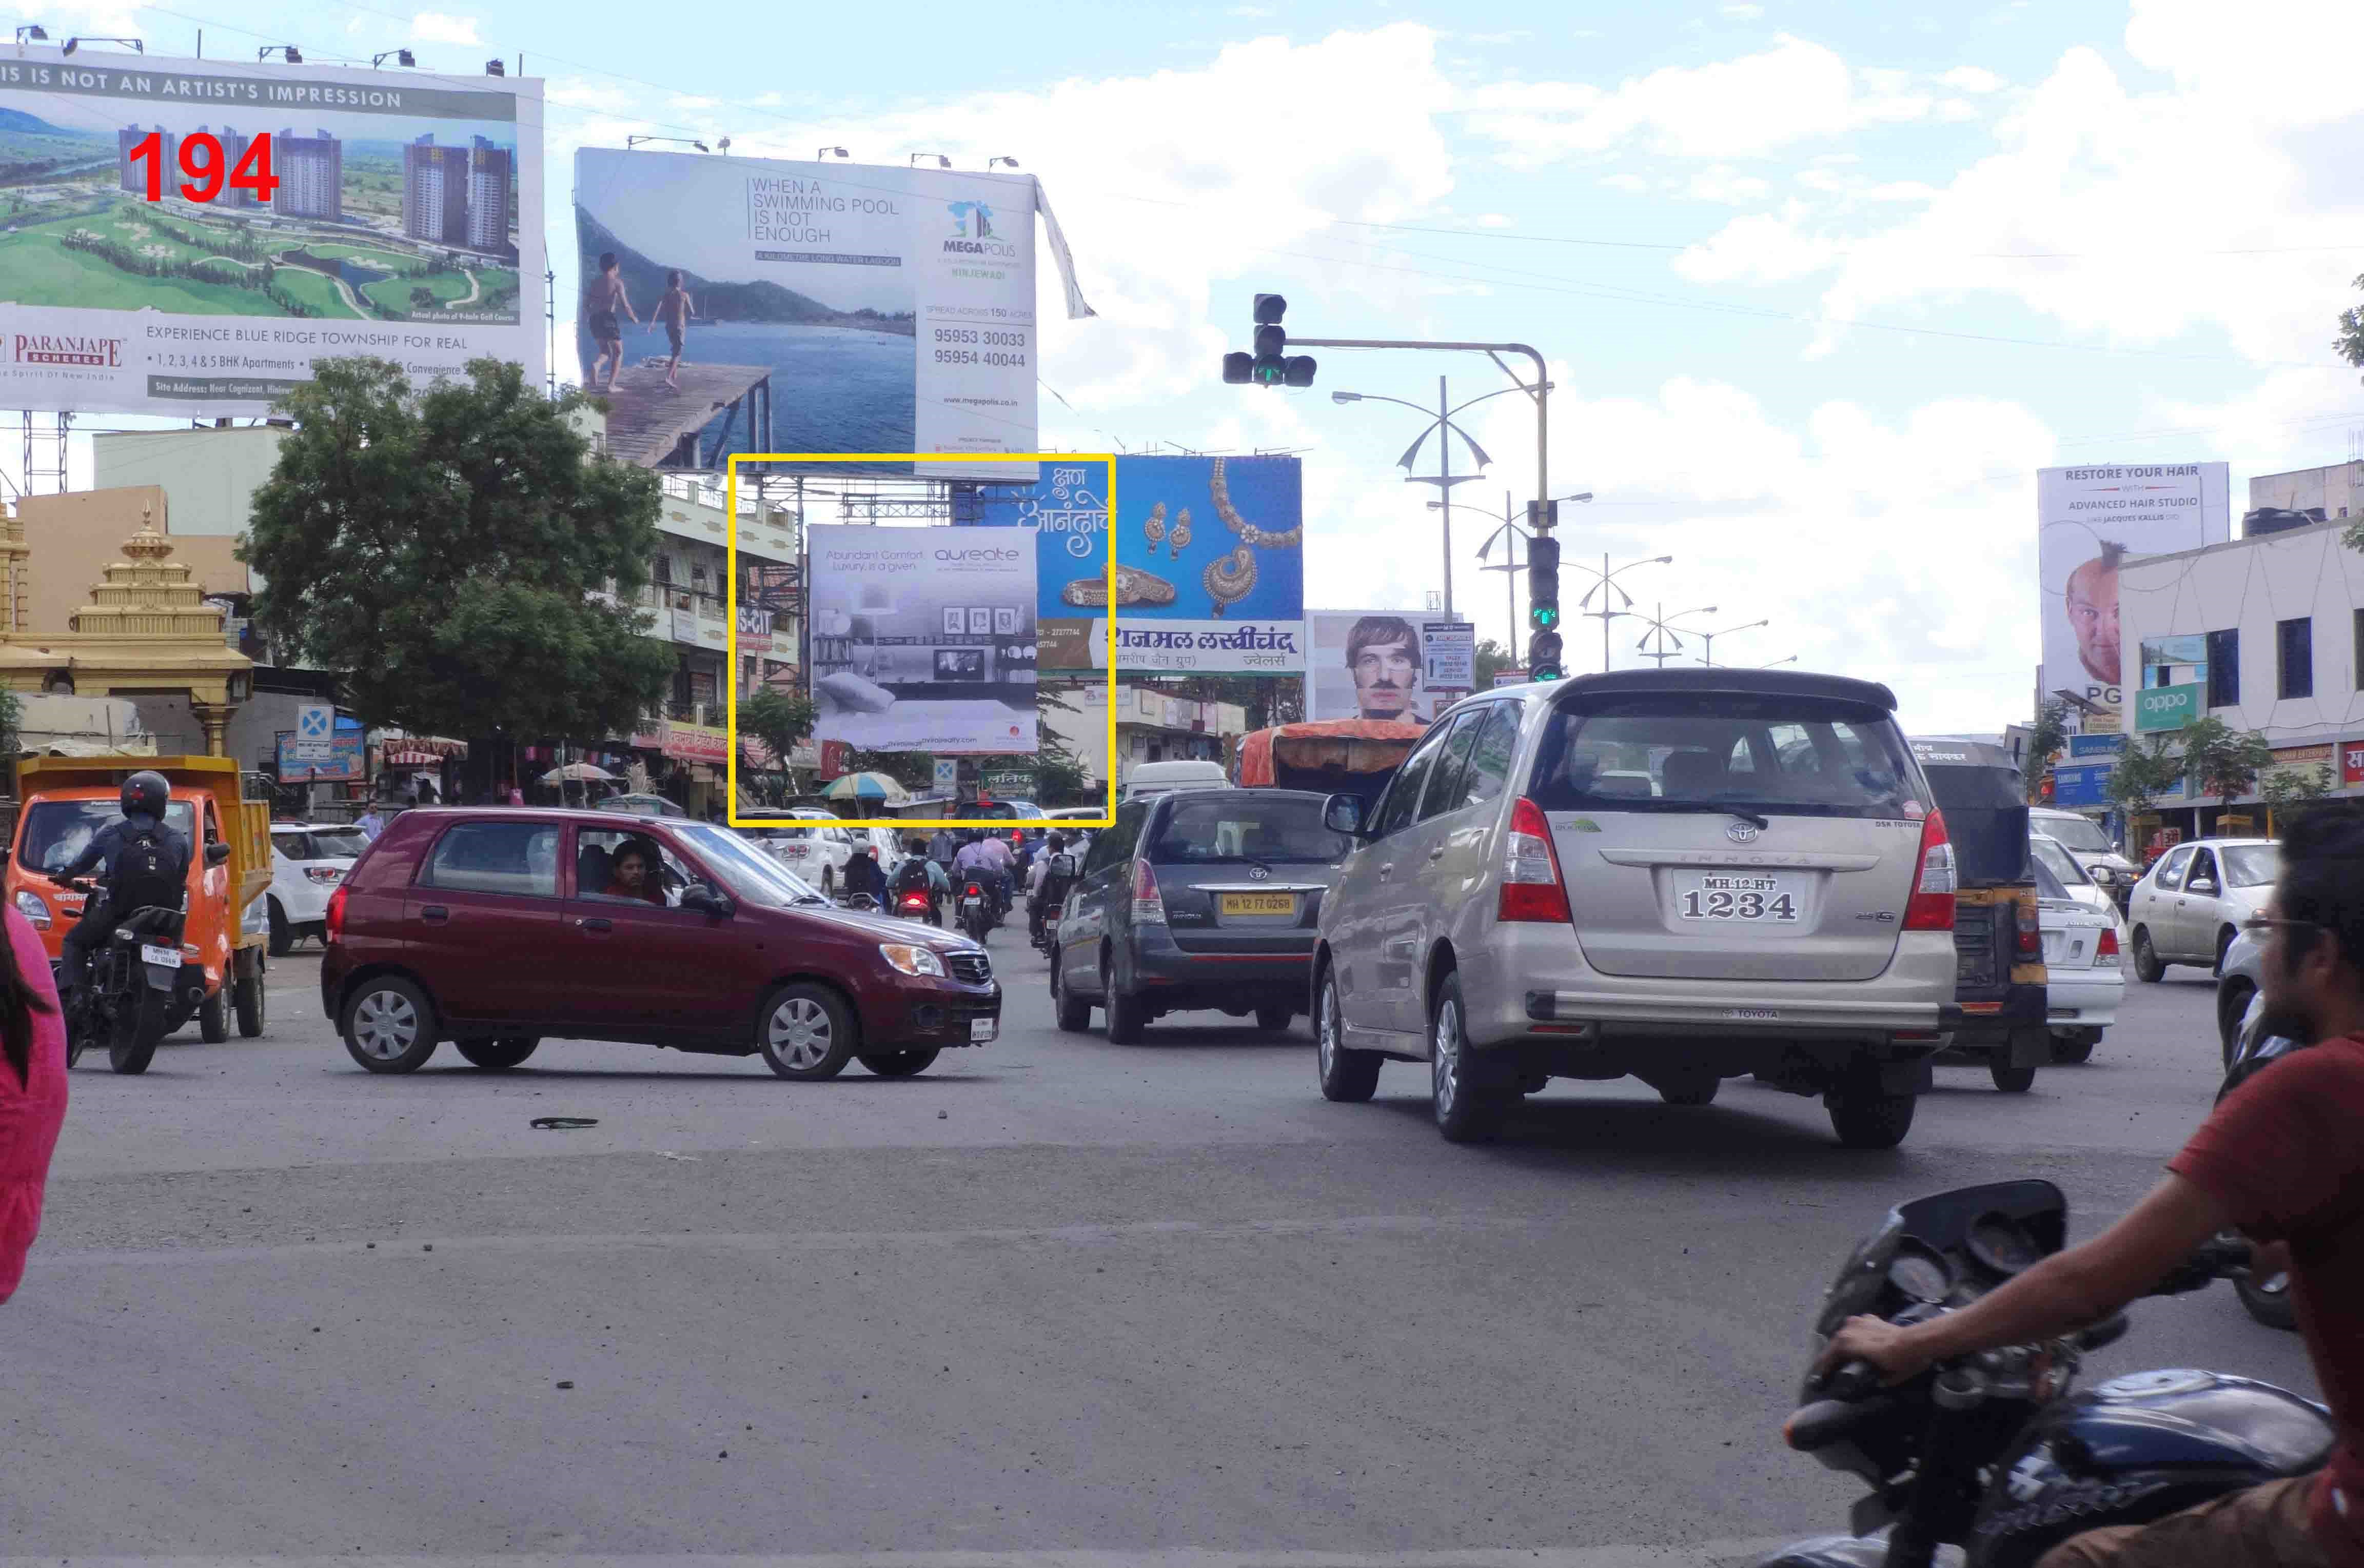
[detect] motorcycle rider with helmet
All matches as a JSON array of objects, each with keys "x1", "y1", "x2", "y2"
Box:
[
  {"x1": 1818, "y1": 802, "x2": 2364, "y2": 1567},
  {"x1": 1027, "y1": 831, "x2": 1078, "y2": 948},
  {"x1": 56, "y1": 771, "x2": 192, "y2": 1006}
]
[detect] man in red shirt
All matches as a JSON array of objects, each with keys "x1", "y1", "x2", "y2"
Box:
[{"x1": 1820, "y1": 803, "x2": 2364, "y2": 1567}]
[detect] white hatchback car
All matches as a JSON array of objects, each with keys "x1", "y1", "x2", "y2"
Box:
[
  {"x1": 2126, "y1": 838, "x2": 2277, "y2": 980},
  {"x1": 267, "y1": 820, "x2": 371, "y2": 954}
]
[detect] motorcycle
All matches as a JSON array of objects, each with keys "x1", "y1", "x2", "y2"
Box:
[
  {"x1": 1756, "y1": 1179, "x2": 2328, "y2": 1568},
  {"x1": 1030, "y1": 851, "x2": 1077, "y2": 957},
  {"x1": 57, "y1": 876, "x2": 191, "y2": 1075},
  {"x1": 893, "y1": 889, "x2": 939, "y2": 926},
  {"x1": 959, "y1": 879, "x2": 994, "y2": 943}
]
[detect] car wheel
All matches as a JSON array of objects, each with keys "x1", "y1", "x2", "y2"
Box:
[
  {"x1": 1429, "y1": 972, "x2": 1507, "y2": 1143},
  {"x1": 2132, "y1": 925, "x2": 2165, "y2": 983},
  {"x1": 1990, "y1": 1061, "x2": 2037, "y2": 1093},
  {"x1": 1654, "y1": 1071, "x2": 1721, "y2": 1107},
  {"x1": 2051, "y1": 1034, "x2": 2096, "y2": 1065},
  {"x1": 1051, "y1": 961, "x2": 1091, "y2": 1033},
  {"x1": 233, "y1": 964, "x2": 266, "y2": 1038},
  {"x1": 267, "y1": 897, "x2": 292, "y2": 957},
  {"x1": 820, "y1": 868, "x2": 835, "y2": 898},
  {"x1": 1315, "y1": 968, "x2": 1380, "y2": 1103},
  {"x1": 757, "y1": 983, "x2": 856, "y2": 1080},
  {"x1": 2214, "y1": 925, "x2": 2237, "y2": 978},
  {"x1": 1255, "y1": 1004, "x2": 1293, "y2": 1033},
  {"x1": 1825, "y1": 1083, "x2": 1917, "y2": 1149},
  {"x1": 2217, "y1": 978, "x2": 2256, "y2": 1070},
  {"x1": 342, "y1": 976, "x2": 439, "y2": 1074},
  {"x1": 1106, "y1": 982, "x2": 1148, "y2": 1045},
  {"x1": 858, "y1": 1049, "x2": 940, "y2": 1077},
  {"x1": 198, "y1": 983, "x2": 229, "y2": 1043},
  {"x1": 455, "y1": 1036, "x2": 539, "y2": 1070}
]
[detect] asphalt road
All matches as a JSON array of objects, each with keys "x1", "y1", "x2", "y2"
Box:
[{"x1": 9, "y1": 940, "x2": 2314, "y2": 1568}]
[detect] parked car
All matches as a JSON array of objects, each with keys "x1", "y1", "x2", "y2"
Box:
[
  {"x1": 1050, "y1": 787, "x2": 1351, "y2": 1042},
  {"x1": 320, "y1": 809, "x2": 998, "y2": 1080},
  {"x1": 1309, "y1": 669, "x2": 1960, "y2": 1149},
  {"x1": 2126, "y1": 837, "x2": 2277, "y2": 980},
  {"x1": 2029, "y1": 805, "x2": 2138, "y2": 906},
  {"x1": 2030, "y1": 831, "x2": 2123, "y2": 927},
  {"x1": 1117, "y1": 760, "x2": 1233, "y2": 802},
  {"x1": 2032, "y1": 852, "x2": 2122, "y2": 1064},
  {"x1": 267, "y1": 820, "x2": 370, "y2": 955}
]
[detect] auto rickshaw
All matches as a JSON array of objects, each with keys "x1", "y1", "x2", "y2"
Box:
[
  {"x1": 1232, "y1": 719, "x2": 1427, "y2": 813},
  {"x1": 1909, "y1": 738, "x2": 2049, "y2": 1091},
  {"x1": 5, "y1": 755, "x2": 273, "y2": 1044}
]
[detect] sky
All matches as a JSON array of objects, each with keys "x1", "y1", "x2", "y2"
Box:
[{"x1": 13, "y1": 0, "x2": 2364, "y2": 732}]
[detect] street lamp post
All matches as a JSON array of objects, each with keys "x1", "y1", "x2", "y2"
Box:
[
  {"x1": 1332, "y1": 381, "x2": 1531, "y2": 621},
  {"x1": 1635, "y1": 604, "x2": 1718, "y2": 667},
  {"x1": 1568, "y1": 554, "x2": 1672, "y2": 673},
  {"x1": 1693, "y1": 617, "x2": 1769, "y2": 668}
]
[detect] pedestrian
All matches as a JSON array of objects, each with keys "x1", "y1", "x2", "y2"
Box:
[
  {"x1": 584, "y1": 251, "x2": 637, "y2": 392},
  {"x1": 649, "y1": 268, "x2": 695, "y2": 389},
  {"x1": 0, "y1": 900, "x2": 66, "y2": 1304},
  {"x1": 357, "y1": 803, "x2": 386, "y2": 841},
  {"x1": 929, "y1": 825, "x2": 960, "y2": 868}
]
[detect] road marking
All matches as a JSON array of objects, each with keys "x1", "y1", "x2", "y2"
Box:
[
  {"x1": 34, "y1": 1213, "x2": 1533, "y2": 1271},
  {"x1": 0, "y1": 1547, "x2": 1797, "y2": 1568}
]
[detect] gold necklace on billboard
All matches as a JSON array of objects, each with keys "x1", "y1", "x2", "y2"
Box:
[
  {"x1": 1203, "y1": 456, "x2": 1296, "y2": 616},
  {"x1": 1211, "y1": 456, "x2": 1301, "y2": 549}
]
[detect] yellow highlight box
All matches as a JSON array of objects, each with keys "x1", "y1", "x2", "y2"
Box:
[{"x1": 726, "y1": 452, "x2": 1118, "y2": 831}]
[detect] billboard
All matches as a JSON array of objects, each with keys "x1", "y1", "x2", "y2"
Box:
[
  {"x1": 1308, "y1": 611, "x2": 1473, "y2": 724},
  {"x1": 806, "y1": 524, "x2": 1036, "y2": 754},
  {"x1": 982, "y1": 455, "x2": 1306, "y2": 674},
  {"x1": 0, "y1": 48, "x2": 542, "y2": 415},
  {"x1": 576, "y1": 150, "x2": 1089, "y2": 479},
  {"x1": 2038, "y1": 463, "x2": 2230, "y2": 722}
]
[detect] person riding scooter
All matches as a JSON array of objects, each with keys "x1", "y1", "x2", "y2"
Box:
[
  {"x1": 839, "y1": 843, "x2": 888, "y2": 909},
  {"x1": 891, "y1": 837, "x2": 950, "y2": 924},
  {"x1": 56, "y1": 771, "x2": 191, "y2": 1007},
  {"x1": 1027, "y1": 831, "x2": 1078, "y2": 948},
  {"x1": 953, "y1": 828, "x2": 1013, "y2": 921}
]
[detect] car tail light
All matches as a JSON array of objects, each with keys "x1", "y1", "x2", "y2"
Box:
[
  {"x1": 1902, "y1": 808, "x2": 1956, "y2": 931},
  {"x1": 1130, "y1": 858, "x2": 1168, "y2": 925},
  {"x1": 2016, "y1": 896, "x2": 2042, "y2": 956},
  {"x1": 2096, "y1": 926, "x2": 2120, "y2": 965},
  {"x1": 1496, "y1": 796, "x2": 1570, "y2": 924},
  {"x1": 325, "y1": 883, "x2": 349, "y2": 941},
  {"x1": 304, "y1": 865, "x2": 345, "y2": 885}
]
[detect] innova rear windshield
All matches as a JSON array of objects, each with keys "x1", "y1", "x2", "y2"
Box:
[{"x1": 1525, "y1": 693, "x2": 1929, "y2": 820}]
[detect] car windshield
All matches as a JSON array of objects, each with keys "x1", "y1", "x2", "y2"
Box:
[
  {"x1": 2030, "y1": 836, "x2": 2092, "y2": 887},
  {"x1": 2038, "y1": 815, "x2": 2114, "y2": 852},
  {"x1": 2222, "y1": 845, "x2": 2280, "y2": 887},
  {"x1": 275, "y1": 827, "x2": 370, "y2": 860},
  {"x1": 21, "y1": 799, "x2": 199, "y2": 875},
  {"x1": 673, "y1": 823, "x2": 829, "y2": 908},
  {"x1": 1147, "y1": 796, "x2": 1352, "y2": 864},
  {"x1": 1526, "y1": 694, "x2": 1925, "y2": 819}
]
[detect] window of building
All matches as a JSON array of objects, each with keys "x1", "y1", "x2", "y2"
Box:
[
  {"x1": 2278, "y1": 616, "x2": 2314, "y2": 700},
  {"x1": 2205, "y1": 629, "x2": 2240, "y2": 708},
  {"x1": 653, "y1": 554, "x2": 673, "y2": 586}
]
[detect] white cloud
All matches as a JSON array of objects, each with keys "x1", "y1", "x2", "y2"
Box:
[
  {"x1": 1685, "y1": 166, "x2": 1772, "y2": 203},
  {"x1": 1940, "y1": 65, "x2": 2005, "y2": 93},
  {"x1": 1722, "y1": 3, "x2": 1765, "y2": 17},
  {"x1": 1599, "y1": 172, "x2": 1650, "y2": 192},
  {"x1": 410, "y1": 11, "x2": 481, "y2": 46},
  {"x1": 546, "y1": 78, "x2": 636, "y2": 112},
  {"x1": 1462, "y1": 35, "x2": 1933, "y2": 164}
]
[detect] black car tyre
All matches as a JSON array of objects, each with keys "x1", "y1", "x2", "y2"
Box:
[
  {"x1": 757, "y1": 983, "x2": 856, "y2": 1080},
  {"x1": 2132, "y1": 926, "x2": 2165, "y2": 983},
  {"x1": 198, "y1": 983, "x2": 229, "y2": 1043},
  {"x1": 234, "y1": 960, "x2": 267, "y2": 1038},
  {"x1": 2217, "y1": 978, "x2": 2255, "y2": 1071},
  {"x1": 109, "y1": 983, "x2": 166, "y2": 1075},
  {"x1": 1314, "y1": 969, "x2": 1380, "y2": 1103},
  {"x1": 2051, "y1": 1034, "x2": 2096, "y2": 1065},
  {"x1": 1654, "y1": 1071, "x2": 1721, "y2": 1107},
  {"x1": 2214, "y1": 925, "x2": 2237, "y2": 978},
  {"x1": 1429, "y1": 972, "x2": 1507, "y2": 1143},
  {"x1": 1990, "y1": 1061, "x2": 2037, "y2": 1093},
  {"x1": 267, "y1": 897, "x2": 293, "y2": 957},
  {"x1": 1106, "y1": 983, "x2": 1149, "y2": 1045},
  {"x1": 342, "y1": 976, "x2": 439, "y2": 1074},
  {"x1": 455, "y1": 1036, "x2": 539, "y2": 1070},
  {"x1": 1255, "y1": 1004, "x2": 1292, "y2": 1033},
  {"x1": 1826, "y1": 1085, "x2": 1917, "y2": 1149},
  {"x1": 858, "y1": 1049, "x2": 940, "y2": 1077},
  {"x1": 1051, "y1": 961, "x2": 1091, "y2": 1033}
]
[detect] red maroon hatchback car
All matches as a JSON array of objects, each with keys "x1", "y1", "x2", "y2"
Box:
[{"x1": 319, "y1": 809, "x2": 999, "y2": 1079}]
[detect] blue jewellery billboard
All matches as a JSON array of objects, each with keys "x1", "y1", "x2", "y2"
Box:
[{"x1": 978, "y1": 454, "x2": 1306, "y2": 674}]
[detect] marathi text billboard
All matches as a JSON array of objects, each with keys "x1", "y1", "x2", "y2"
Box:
[
  {"x1": 0, "y1": 48, "x2": 542, "y2": 415},
  {"x1": 2038, "y1": 463, "x2": 2230, "y2": 723},
  {"x1": 979, "y1": 454, "x2": 1306, "y2": 674},
  {"x1": 1307, "y1": 610, "x2": 1473, "y2": 725},
  {"x1": 806, "y1": 524, "x2": 1036, "y2": 755}
]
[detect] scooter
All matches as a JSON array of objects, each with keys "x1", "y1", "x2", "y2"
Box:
[
  {"x1": 1755, "y1": 1180, "x2": 2326, "y2": 1568},
  {"x1": 959, "y1": 880, "x2": 994, "y2": 944},
  {"x1": 893, "y1": 889, "x2": 939, "y2": 926},
  {"x1": 58, "y1": 876, "x2": 188, "y2": 1075}
]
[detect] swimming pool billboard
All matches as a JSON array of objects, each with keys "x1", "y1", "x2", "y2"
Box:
[{"x1": 0, "y1": 46, "x2": 543, "y2": 415}]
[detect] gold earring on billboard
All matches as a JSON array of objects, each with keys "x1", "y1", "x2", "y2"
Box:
[
  {"x1": 1143, "y1": 502, "x2": 1167, "y2": 556},
  {"x1": 1169, "y1": 507, "x2": 1191, "y2": 557}
]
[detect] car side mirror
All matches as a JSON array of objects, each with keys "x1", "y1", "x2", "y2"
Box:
[
  {"x1": 1324, "y1": 793, "x2": 1365, "y2": 838},
  {"x1": 2189, "y1": 878, "x2": 2217, "y2": 895},
  {"x1": 680, "y1": 882, "x2": 735, "y2": 917},
  {"x1": 205, "y1": 842, "x2": 231, "y2": 865}
]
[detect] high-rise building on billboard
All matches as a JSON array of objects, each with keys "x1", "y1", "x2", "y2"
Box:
[
  {"x1": 466, "y1": 135, "x2": 513, "y2": 256},
  {"x1": 116, "y1": 123, "x2": 175, "y2": 193},
  {"x1": 402, "y1": 133, "x2": 469, "y2": 244},
  {"x1": 274, "y1": 127, "x2": 343, "y2": 221}
]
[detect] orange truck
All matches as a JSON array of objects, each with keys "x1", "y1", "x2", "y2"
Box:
[{"x1": 5, "y1": 755, "x2": 271, "y2": 1040}]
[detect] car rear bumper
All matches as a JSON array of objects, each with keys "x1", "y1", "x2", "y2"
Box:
[
  {"x1": 1127, "y1": 928, "x2": 1313, "y2": 1006},
  {"x1": 274, "y1": 881, "x2": 334, "y2": 924},
  {"x1": 2045, "y1": 970, "x2": 2124, "y2": 1029}
]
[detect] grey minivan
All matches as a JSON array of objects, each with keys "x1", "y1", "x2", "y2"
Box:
[{"x1": 1311, "y1": 668, "x2": 1961, "y2": 1148}]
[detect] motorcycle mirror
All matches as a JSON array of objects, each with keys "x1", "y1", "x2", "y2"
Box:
[{"x1": 204, "y1": 841, "x2": 231, "y2": 865}]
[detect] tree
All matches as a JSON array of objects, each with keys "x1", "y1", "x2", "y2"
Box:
[
  {"x1": 1473, "y1": 638, "x2": 1518, "y2": 688},
  {"x1": 2261, "y1": 760, "x2": 2336, "y2": 825},
  {"x1": 741, "y1": 685, "x2": 815, "y2": 799},
  {"x1": 2104, "y1": 734, "x2": 2183, "y2": 821},
  {"x1": 2175, "y1": 716, "x2": 2275, "y2": 820},
  {"x1": 0, "y1": 687, "x2": 18, "y2": 759},
  {"x1": 845, "y1": 750, "x2": 934, "y2": 791},
  {"x1": 409, "y1": 285, "x2": 436, "y2": 313},
  {"x1": 242, "y1": 356, "x2": 676, "y2": 743},
  {"x1": 2023, "y1": 700, "x2": 2070, "y2": 804}
]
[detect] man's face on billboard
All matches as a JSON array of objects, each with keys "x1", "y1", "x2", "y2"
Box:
[
  {"x1": 2067, "y1": 556, "x2": 2121, "y2": 686},
  {"x1": 1352, "y1": 637, "x2": 1420, "y2": 717}
]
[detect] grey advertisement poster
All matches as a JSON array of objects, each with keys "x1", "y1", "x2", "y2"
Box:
[
  {"x1": 1309, "y1": 611, "x2": 1466, "y2": 725},
  {"x1": 807, "y1": 524, "x2": 1037, "y2": 755},
  {"x1": 576, "y1": 150, "x2": 1092, "y2": 478},
  {"x1": 0, "y1": 48, "x2": 542, "y2": 415},
  {"x1": 2036, "y1": 462, "x2": 2229, "y2": 725}
]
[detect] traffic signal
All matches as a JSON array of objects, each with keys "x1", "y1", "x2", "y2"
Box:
[
  {"x1": 1220, "y1": 294, "x2": 1315, "y2": 388},
  {"x1": 1527, "y1": 532, "x2": 1564, "y2": 681}
]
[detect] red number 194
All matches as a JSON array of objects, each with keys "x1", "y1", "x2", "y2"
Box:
[{"x1": 128, "y1": 132, "x2": 280, "y2": 205}]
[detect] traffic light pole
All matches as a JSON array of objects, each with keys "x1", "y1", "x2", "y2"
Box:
[{"x1": 1288, "y1": 338, "x2": 1550, "y2": 531}]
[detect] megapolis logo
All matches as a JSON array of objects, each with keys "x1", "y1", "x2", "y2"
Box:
[
  {"x1": 15, "y1": 331, "x2": 122, "y2": 367},
  {"x1": 944, "y1": 201, "x2": 1018, "y2": 259},
  {"x1": 935, "y1": 546, "x2": 1021, "y2": 563}
]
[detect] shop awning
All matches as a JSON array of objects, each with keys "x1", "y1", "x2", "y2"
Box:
[
  {"x1": 376, "y1": 735, "x2": 468, "y2": 761},
  {"x1": 383, "y1": 749, "x2": 449, "y2": 767}
]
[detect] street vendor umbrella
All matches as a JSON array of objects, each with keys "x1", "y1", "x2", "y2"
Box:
[
  {"x1": 539, "y1": 762, "x2": 617, "y2": 785},
  {"x1": 822, "y1": 771, "x2": 912, "y2": 805}
]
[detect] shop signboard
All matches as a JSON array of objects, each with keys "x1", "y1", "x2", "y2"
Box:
[
  {"x1": 1492, "y1": 669, "x2": 1530, "y2": 688},
  {"x1": 2132, "y1": 682, "x2": 2201, "y2": 733},
  {"x1": 2067, "y1": 733, "x2": 2126, "y2": 758},
  {"x1": 2262, "y1": 742, "x2": 2336, "y2": 796},
  {"x1": 1421, "y1": 620, "x2": 1475, "y2": 693},
  {"x1": 2051, "y1": 763, "x2": 2110, "y2": 808},
  {"x1": 737, "y1": 605, "x2": 773, "y2": 653},
  {"x1": 0, "y1": 48, "x2": 543, "y2": 416},
  {"x1": 2037, "y1": 463, "x2": 2230, "y2": 724},
  {"x1": 661, "y1": 722, "x2": 730, "y2": 765},
  {"x1": 2345, "y1": 739, "x2": 2364, "y2": 790},
  {"x1": 980, "y1": 766, "x2": 1034, "y2": 798},
  {"x1": 276, "y1": 727, "x2": 363, "y2": 782}
]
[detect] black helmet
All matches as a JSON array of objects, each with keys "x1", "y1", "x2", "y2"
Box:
[{"x1": 121, "y1": 770, "x2": 169, "y2": 818}]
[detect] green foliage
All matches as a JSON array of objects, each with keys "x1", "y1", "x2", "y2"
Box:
[
  {"x1": 845, "y1": 750, "x2": 934, "y2": 791},
  {"x1": 741, "y1": 685, "x2": 815, "y2": 790},
  {"x1": 242, "y1": 355, "x2": 676, "y2": 743},
  {"x1": 1474, "y1": 638, "x2": 1519, "y2": 688},
  {"x1": 2023, "y1": 701, "x2": 2071, "y2": 803},
  {"x1": 2175, "y1": 716, "x2": 2276, "y2": 807},
  {"x1": 2104, "y1": 734, "x2": 2184, "y2": 817},
  {"x1": 2261, "y1": 762, "x2": 2336, "y2": 807},
  {"x1": 0, "y1": 686, "x2": 18, "y2": 759}
]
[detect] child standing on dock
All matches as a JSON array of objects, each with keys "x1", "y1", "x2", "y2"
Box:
[{"x1": 651, "y1": 270, "x2": 695, "y2": 389}]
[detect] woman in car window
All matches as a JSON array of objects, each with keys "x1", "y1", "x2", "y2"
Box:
[{"x1": 604, "y1": 841, "x2": 666, "y2": 906}]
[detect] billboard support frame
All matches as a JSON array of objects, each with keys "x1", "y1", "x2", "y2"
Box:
[{"x1": 727, "y1": 452, "x2": 1116, "y2": 831}]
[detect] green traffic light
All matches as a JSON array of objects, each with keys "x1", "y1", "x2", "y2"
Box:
[
  {"x1": 1251, "y1": 356, "x2": 1286, "y2": 385},
  {"x1": 1530, "y1": 605, "x2": 1560, "y2": 630},
  {"x1": 1532, "y1": 664, "x2": 1564, "y2": 682}
]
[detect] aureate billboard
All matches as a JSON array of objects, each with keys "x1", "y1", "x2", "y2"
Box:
[
  {"x1": 576, "y1": 150, "x2": 1092, "y2": 479},
  {"x1": 1308, "y1": 611, "x2": 1472, "y2": 725},
  {"x1": 2037, "y1": 463, "x2": 2230, "y2": 724},
  {"x1": 0, "y1": 48, "x2": 542, "y2": 415},
  {"x1": 978, "y1": 454, "x2": 1307, "y2": 674},
  {"x1": 806, "y1": 524, "x2": 1037, "y2": 755}
]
